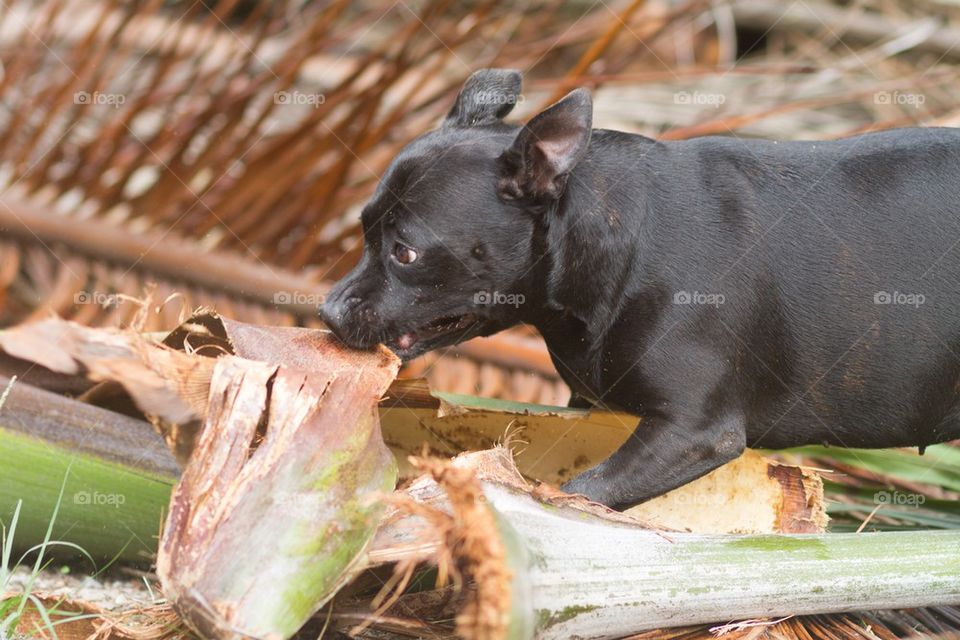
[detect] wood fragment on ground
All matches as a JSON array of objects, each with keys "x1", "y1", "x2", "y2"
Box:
[{"x1": 0, "y1": 315, "x2": 401, "y2": 640}]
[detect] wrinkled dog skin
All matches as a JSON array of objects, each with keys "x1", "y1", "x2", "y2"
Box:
[{"x1": 321, "y1": 69, "x2": 960, "y2": 509}]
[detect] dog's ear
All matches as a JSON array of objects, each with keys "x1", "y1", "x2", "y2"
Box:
[
  {"x1": 445, "y1": 69, "x2": 522, "y2": 127},
  {"x1": 497, "y1": 88, "x2": 592, "y2": 206}
]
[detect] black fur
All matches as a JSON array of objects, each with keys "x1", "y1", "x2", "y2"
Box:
[{"x1": 321, "y1": 69, "x2": 960, "y2": 508}]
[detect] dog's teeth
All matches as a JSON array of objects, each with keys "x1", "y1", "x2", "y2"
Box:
[{"x1": 397, "y1": 333, "x2": 415, "y2": 349}]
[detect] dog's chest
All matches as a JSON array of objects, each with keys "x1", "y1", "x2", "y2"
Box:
[{"x1": 540, "y1": 321, "x2": 639, "y2": 409}]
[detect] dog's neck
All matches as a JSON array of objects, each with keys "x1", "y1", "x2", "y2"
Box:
[{"x1": 522, "y1": 133, "x2": 656, "y2": 338}]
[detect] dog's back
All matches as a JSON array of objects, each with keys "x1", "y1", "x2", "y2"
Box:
[{"x1": 638, "y1": 128, "x2": 960, "y2": 448}]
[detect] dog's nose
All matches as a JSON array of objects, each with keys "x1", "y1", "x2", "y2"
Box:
[
  {"x1": 319, "y1": 294, "x2": 360, "y2": 338},
  {"x1": 318, "y1": 300, "x2": 336, "y2": 329}
]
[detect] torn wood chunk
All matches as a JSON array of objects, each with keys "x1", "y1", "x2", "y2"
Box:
[{"x1": 153, "y1": 344, "x2": 400, "y2": 640}]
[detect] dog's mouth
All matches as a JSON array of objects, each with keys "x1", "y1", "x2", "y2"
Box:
[{"x1": 386, "y1": 313, "x2": 480, "y2": 358}]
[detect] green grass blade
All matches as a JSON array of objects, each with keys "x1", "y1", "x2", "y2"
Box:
[
  {"x1": 16, "y1": 466, "x2": 73, "y2": 621},
  {"x1": 1, "y1": 500, "x2": 21, "y2": 580},
  {"x1": 16, "y1": 542, "x2": 95, "y2": 570},
  {"x1": 23, "y1": 593, "x2": 58, "y2": 640}
]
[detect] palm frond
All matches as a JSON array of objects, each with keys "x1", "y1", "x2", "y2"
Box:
[{"x1": 779, "y1": 445, "x2": 960, "y2": 533}]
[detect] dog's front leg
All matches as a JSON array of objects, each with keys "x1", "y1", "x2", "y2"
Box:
[{"x1": 561, "y1": 409, "x2": 746, "y2": 509}]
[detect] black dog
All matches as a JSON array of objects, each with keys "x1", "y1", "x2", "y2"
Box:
[{"x1": 321, "y1": 69, "x2": 960, "y2": 508}]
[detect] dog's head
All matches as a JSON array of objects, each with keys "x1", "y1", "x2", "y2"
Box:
[{"x1": 320, "y1": 69, "x2": 592, "y2": 360}]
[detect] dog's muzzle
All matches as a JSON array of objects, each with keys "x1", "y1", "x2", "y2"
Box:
[{"x1": 319, "y1": 286, "x2": 365, "y2": 346}]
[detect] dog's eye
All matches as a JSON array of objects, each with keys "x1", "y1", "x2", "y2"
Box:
[{"x1": 393, "y1": 242, "x2": 418, "y2": 265}]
